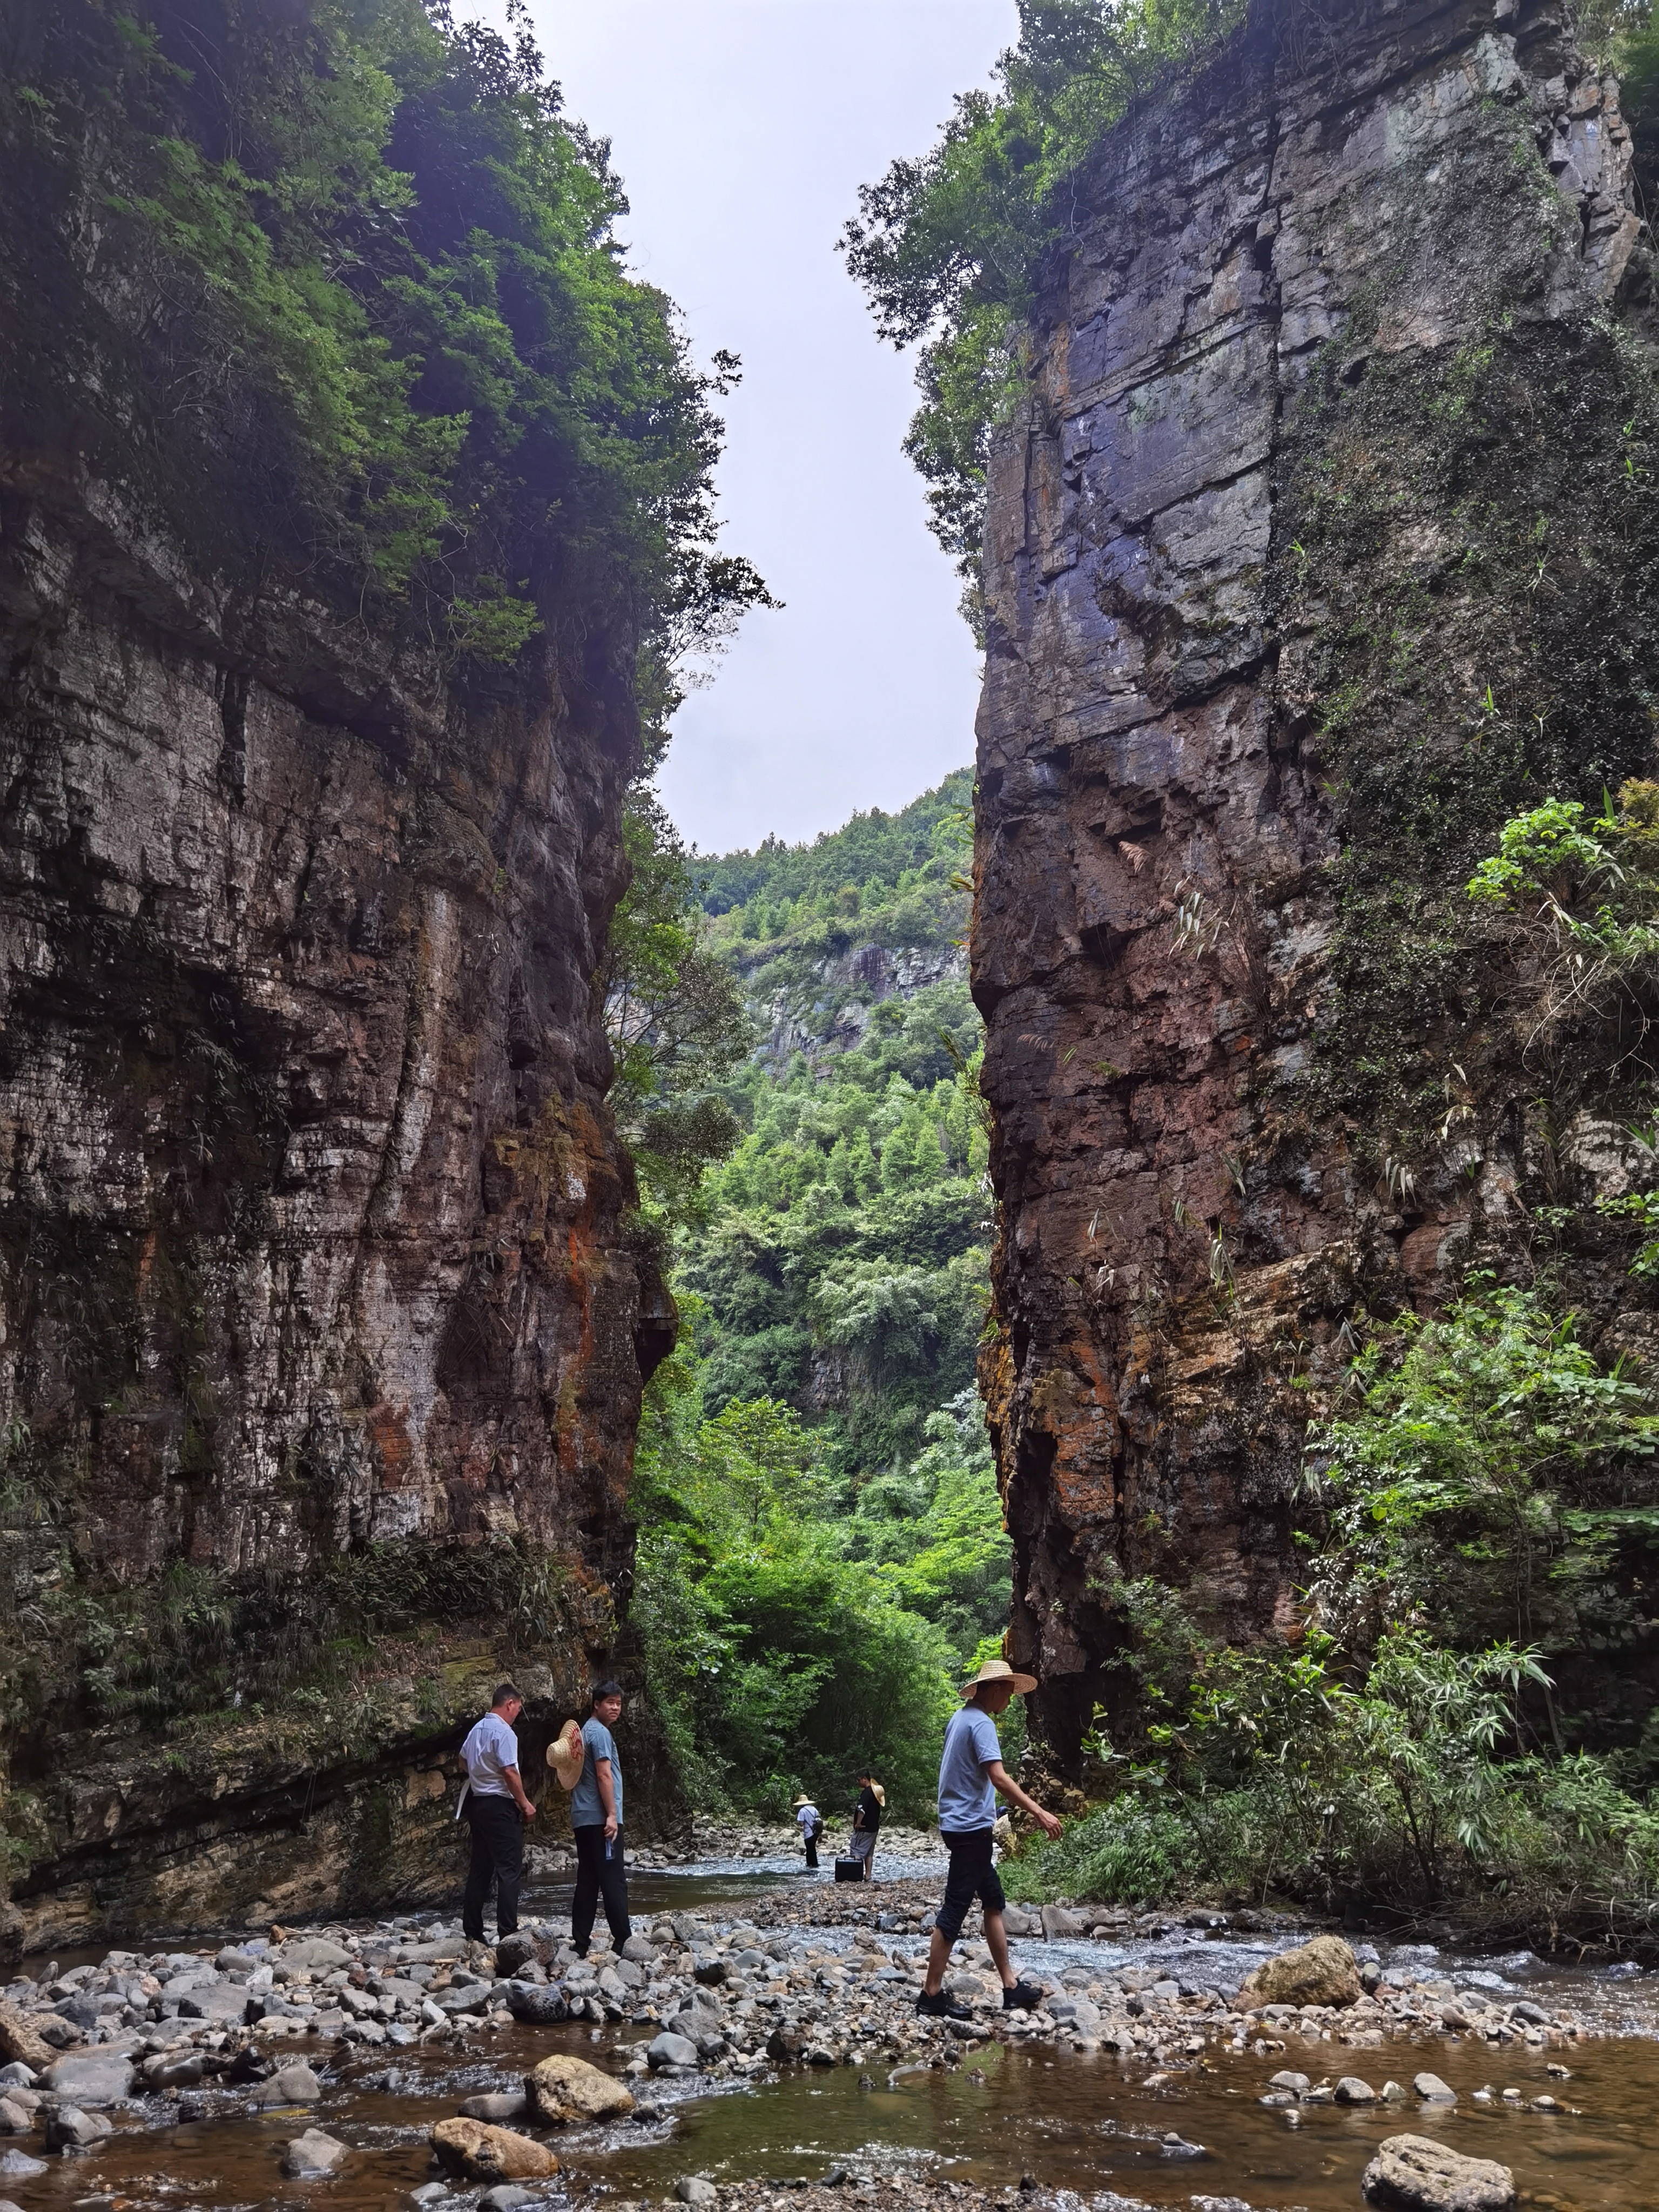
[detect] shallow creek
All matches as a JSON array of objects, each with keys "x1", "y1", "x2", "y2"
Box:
[{"x1": 11, "y1": 1863, "x2": 1659, "y2": 2212}]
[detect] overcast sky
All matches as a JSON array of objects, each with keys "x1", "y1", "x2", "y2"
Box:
[{"x1": 527, "y1": 0, "x2": 1016, "y2": 855}]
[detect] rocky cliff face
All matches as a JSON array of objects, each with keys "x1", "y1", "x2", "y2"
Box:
[
  {"x1": 974, "y1": 0, "x2": 1659, "y2": 1764},
  {"x1": 0, "y1": 341, "x2": 675, "y2": 1956}
]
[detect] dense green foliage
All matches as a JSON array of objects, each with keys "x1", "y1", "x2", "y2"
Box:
[
  {"x1": 841, "y1": 0, "x2": 1247, "y2": 570},
  {"x1": 2, "y1": 0, "x2": 767, "y2": 669},
  {"x1": 613, "y1": 774, "x2": 1013, "y2": 1819},
  {"x1": 1007, "y1": 1278, "x2": 1659, "y2": 1937}
]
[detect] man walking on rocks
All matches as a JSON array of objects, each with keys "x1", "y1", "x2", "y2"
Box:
[
  {"x1": 571, "y1": 1680, "x2": 631, "y2": 1955},
  {"x1": 917, "y1": 1659, "x2": 1062, "y2": 2018},
  {"x1": 459, "y1": 1682, "x2": 536, "y2": 1944}
]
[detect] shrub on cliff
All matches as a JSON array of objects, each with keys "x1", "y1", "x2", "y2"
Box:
[{"x1": 1, "y1": 0, "x2": 767, "y2": 669}]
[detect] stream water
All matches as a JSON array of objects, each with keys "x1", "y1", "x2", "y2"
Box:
[{"x1": 11, "y1": 1864, "x2": 1659, "y2": 2212}]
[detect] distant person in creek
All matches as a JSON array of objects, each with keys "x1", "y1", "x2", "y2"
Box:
[
  {"x1": 458, "y1": 1682, "x2": 536, "y2": 1945},
  {"x1": 915, "y1": 1658, "x2": 1063, "y2": 2018},
  {"x1": 571, "y1": 1680, "x2": 632, "y2": 1955},
  {"x1": 794, "y1": 1793, "x2": 823, "y2": 1870},
  {"x1": 848, "y1": 1768, "x2": 885, "y2": 1880}
]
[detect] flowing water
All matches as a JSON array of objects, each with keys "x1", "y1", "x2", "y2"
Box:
[{"x1": 12, "y1": 1865, "x2": 1659, "y2": 2212}]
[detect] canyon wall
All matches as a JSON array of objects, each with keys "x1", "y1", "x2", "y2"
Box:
[
  {"x1": 974, "y1": 0, "x2": 1659, "y2": 1765},
  {"x1": 0, "y1": 253, "x2": 677, "y2": 1960}
]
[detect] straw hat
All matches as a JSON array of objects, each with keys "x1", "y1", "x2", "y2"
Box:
[
  {"x1": 792, "y1": 1793, "x2": 815, "y2": 1809},
  {"x1": 961, "y1": 1657, "x2": 1037, "y2": 1697},
  {"x1": 546, "y1": 1719, "x2": 584, "y2": 1789},
  {"x1": 868, "y1": 1782, "x2": 887, "y2": 1809}
]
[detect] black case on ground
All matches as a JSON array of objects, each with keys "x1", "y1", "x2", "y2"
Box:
[{"x1": 833, "y1": 1857, "x2": 862, "y2": 1883}]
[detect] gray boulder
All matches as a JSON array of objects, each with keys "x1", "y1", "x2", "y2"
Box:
[
  {"x1": 39, "y1": 2055, "x2": 134, "y2": 2108},
  {"x1": 1040, "y1": 1905, "x2": 1087, "y2": 1939},
  {"x1": 1361, "y1": 2134, "x2": 1515, "y2": 2211},
  {"x1": 281, "y1": 2128, "x2": 348, "y2": 2179},
  {"x1": 505, "y1": 1986, "x2": 568, "y2": 2026},
  {"x1": 646, "y1": 2032, "x2": 700, "y2": 2071},
  {"x1": 44, "y1": 2105, "x2": 112, "y2": 2153},
  {"x1": 1336, "y1": 2077, "x2": 1377, "y2": 2104},
  {"x1": 0, "y1": 2152, "x2": 47, "y2": 2179},
  {"x1": 479, "y1": 2190, "x2": 536, "y2": 2212},
  {"x1": 0, "y1": 2102, "x2": 30, "y2": 2135},
  {"x1": 256, "y1": 2061, "x2": 323, "y2": 2107},
  {"x1": 1413, "y1": 2072, "x2": 1456, "y2": 2105},
  {"x1": 458, "y1": 2092, "x2": 530, "y2": 2123},
  {"x1": 181, "y1": 1984, "x2": 254, "y2": 2025},
  {"x1": 278, "y1": 1938, "x2": 354, "y2": 1972},
  {"x1": 675, "y1": 2181, "x2": 718, "y2": 2207}
]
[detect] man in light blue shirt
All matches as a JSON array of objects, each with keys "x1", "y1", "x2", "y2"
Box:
[
  {"x1": 917, "y1": 1658, "x2": 1063, "y2": 2018},
  {"x1": 571, "y1": 1679, "x2": 631, "y2": 1954}
]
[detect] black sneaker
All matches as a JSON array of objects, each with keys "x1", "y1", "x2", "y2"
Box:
[
  {"x1": 1002, "y1": 1980, "x2": 1046, "y2": 2011},
  {"x1": 915, "y1": 1990, "x2": 974, "y2": 2019}
]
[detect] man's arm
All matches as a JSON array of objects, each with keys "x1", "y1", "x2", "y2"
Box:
[
  {"x1": 986, "y1": 1758, "x2": 1062, "y2": 1840},
  {"x1": 596, "y1": 1756, "x2": 617, "y2": 1839},
  {"x1": 502, "y1": 1763, "x2": 536, "y2": 1822}
]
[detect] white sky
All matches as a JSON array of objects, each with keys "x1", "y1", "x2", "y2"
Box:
[{"x1": 526, "y1": 0, "x2": 1016, "y2": 854}]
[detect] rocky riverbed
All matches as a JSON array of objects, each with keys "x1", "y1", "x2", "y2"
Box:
[{"x1": 0, "y1": 1880, "x2": 1629, "y2": 2212}]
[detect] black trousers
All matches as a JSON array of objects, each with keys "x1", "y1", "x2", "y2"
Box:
[
  {"x1": 462, "y1": 1793, "x2": 523, "y2": 1939},
  {"x1": 572, "y1": 1824, "x2": 631, "y2": 1953},
  {"x1": 804, "y1": 1833, "x2": 819, "y2": 1869},
  {"x1": 936, "y1": 1826, "x2": 1006, "y2": 1940}
]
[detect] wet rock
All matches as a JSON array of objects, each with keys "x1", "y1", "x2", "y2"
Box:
[
  {"x1": 1267, "y1": 2071, "x2": 1310, "y2": 2095},
  {"x1": 430, "y1": 2118, "x2": 559, "y2": 2184},
  {"x1": 256, "y1": 2061, "x2": 324, "y2": 2106},
  {"x1": 675, "y1": 2180, "x2": 718, "y2": 2206},
  {"x1": 506, "y1": 1986, "x2": 569, "y2": 2026},
  {"x1": 45, "y1": 2107, "x2": 113, "y2": 2153},
  {"x1": 0, "y1": 2152, "x2": 48, "y2": 2179},
  {"x1": 181, "y1": 1986, "x2": 254, "y2": 2024},
  {"x1": 1236, "y1": 1937, "x2": 1361, "y2": 2011},
  {"x1": 459, "y1": 2093, "x2": 530, "y2": 2124},
  {"x1": 281, "y1": 2128, "x2": 348, "y2": 2179},
  {"x1": 39, "y1": 2055, "x2": 134, "y2": 2107},
  {"x1": 1413, "y1": 2073, "x2": 1456, "y2": 2105},
  {"x1": 0, "y1": 2068, "x2": 35, "y2": 2094},
  {"x1": 648, "y1": 2033, "x2": 701, "y2": 2071},
  {"x1": 480, "y1": 2190, "x2": 536, "y2": 2212},
  {"x1": 621, "y1": 1937, "x2": 657, "y2": 1964},
  {"x1": 524, "y1": 2055, "x2": 635, "y2": 2124},
  {"x1": 1336, "y1": 2077, "x2": 1377, "y2": 2104},
  {"x1": 143, "y1": 2053, "x2": 211, "y2": 2089},
  {"x1": 1361, "y1": 2134, "x2": 1515, "y2": 2210},
  {"x1": 0, "y1": 2100, "x2": 31, "y2": 2135}
]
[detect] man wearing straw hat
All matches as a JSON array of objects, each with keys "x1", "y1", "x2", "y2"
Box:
[{"x1": 915, "y1": 1658, "x2": 1063, "y2": 2018}]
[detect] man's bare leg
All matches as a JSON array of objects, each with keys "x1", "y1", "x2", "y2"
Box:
[{"x1": 985, "y1": 1910, "x2": 1014, "y2": 1989}]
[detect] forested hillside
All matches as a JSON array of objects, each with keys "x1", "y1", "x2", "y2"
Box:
[{"x1": 616, "y1": 774, "x2": 1016, "y2": 1819}]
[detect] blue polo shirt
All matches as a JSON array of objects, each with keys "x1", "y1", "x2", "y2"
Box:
[
  {"x1": 571, "y1": 1717, "x2": 623, "y2": 1828},
  {"x1": 937, "y1": 1703, "x2": 1001, "y2": 1832}
]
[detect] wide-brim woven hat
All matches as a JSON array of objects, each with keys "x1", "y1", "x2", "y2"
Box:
[
  {"x1": 961, "y1": 1657, "x2": 1037, "y2": 1697},
  {"x1": 793, "y1": 1794, "x2": 814, "y2": 1809},
  {"x1": 546, "y1": 1719, "x2": 584, "y2": 1789},
  {"x1": 869, "y1": 1783, "x2": 887, "y2": 1808}
]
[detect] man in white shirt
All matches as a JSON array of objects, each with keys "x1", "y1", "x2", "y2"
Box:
[{"x1": 459, "y1": 1682, "x2": 536, "y2": 1943}]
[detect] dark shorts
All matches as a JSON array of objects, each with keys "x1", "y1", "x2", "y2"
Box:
[{"x1": 936, "y1": 1826, "x2": 1005, "y2": 1940}]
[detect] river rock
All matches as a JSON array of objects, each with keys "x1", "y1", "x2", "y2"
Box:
[
  {"x1": 181, "y1": 1984, "x2": 253, "y2": 2024},
  {"x1": 1413, "y1": 2072, "x2": 1456, "y2": 2104},
  {"x1": 1336, "y1": 2077, "x2": 1377, "y2": 2103},
  {"x1": 39, "y1": 2054, "x2": 134, "y2": 2107},
  {"x1": 281, "y1": 2128, "x2": 348, "y2": 2179},
  {"x1": 460, "y1": 2092, "x2": 530, "y2": 2123},
  {"x1": 0, "y1": 2152, "x2": 47, "y2": 2179},
  {"x1": 648, "y1": 2032, "x2": 701, "y2": 2071},
  {"x1": 494, "y1": 1933, "x2": 552, "y2": 1979},
  {"x1": 1361, "y1": 2134, "x2": 1515, "y2": 2210},
  {"x1": 144, "y1": 2052, "x2": 210, "y2": 2090},
  {"x1": 1268, "y1": 2071, "x2": 1311, "y2": 2095},
  {"x1": 257, "y1": 2061, "x2": 323, "y2": 2106},
  {"x1": 524, "y1": 2054, "x2": 635, "y2": 2124},
  {"x1": 675, "y1": 2181, "x2": 718, "y2": 2207},
  {"x1": 1040, "y1": 1906, "x2": 1087, "y2": 1939},
  {"x1": 279, "y1": 1938, "x2": 354, "y2": 1972},
  {"x1": 44, "y1": 2105, "x2": 112, "y2": 2153},
  {"x1": 480, "y1": 2190, "x2": 537, "y2": 2212},
  {"x1": 506, "y1": 1986, "x2": 569, "y2": 2026},
  {"x1": 1236, "y1": 1936, "x2": 1361, "y2": 2011},
  {"x1": 0, "y1": 2010, "x2": 54, "y2": 2076},
  {"x1": 430, "y1": 2118, "x2": 558, "y2": 2183},
  {"x1": 0, "y1": 2101, "x2": 30, "y2": 2135}
]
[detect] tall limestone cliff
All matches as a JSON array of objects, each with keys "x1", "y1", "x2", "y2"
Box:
[
  {"x1": 974, "y1": 0, "x2": 1659, "y2": 1765},
  {"x1": 0, "y1": 3, "x2": 691, "y2": 1954}
]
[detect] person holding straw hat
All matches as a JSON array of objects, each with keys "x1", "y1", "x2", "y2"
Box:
[{"x1": 915, "y1": 1658, "x2": 1062, "y2": 2018}]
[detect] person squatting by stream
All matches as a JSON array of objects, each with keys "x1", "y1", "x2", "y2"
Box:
[
  {"x1": 457, "y1": 1682, "x2": 536, "y2": 1942},
  {"x1": 917, "y1": 1658, "x2": 1063, "y2": 2017},
  {"x1": 571, "y1": 1679, "x2": 631, "y2": 1954}
]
